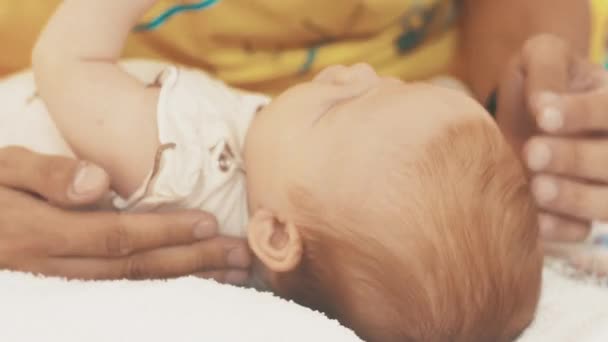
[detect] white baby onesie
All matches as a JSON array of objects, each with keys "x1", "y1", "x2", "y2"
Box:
[
  {"x1": 0, "y1": 60, "x2": 270, "y2": 238},
  {"x1": 114, "y1": 64, "x2": 270, "y2": 237}
]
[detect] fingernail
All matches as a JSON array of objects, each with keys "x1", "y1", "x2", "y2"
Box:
[
  {"x1": 526, "y1": 141, "x2": 552, "y2": 171},
  {"x1": 227, "y1": 247, "x2": 251, "y2": 268},
  {"x1": 532, "y1": 177, "x2": 559, "y2": 204},
  {"x1": 70, "y1": 162, "x2": 108, "y2": 197},
  {"x1": 538, "y1": 107, "x2": 563, "y2": 132},
  {"x1": 193, "y1": 219, "x2": 217, "y2": 239},
  {"x1": 225, "y1": 270, "x2": 249, "y2": 285},
  {"x1": 536, "y1": 92, "x2": 563, "y2": 132},
  {"x1": 538, "y1": 215, "x2": 556, "y2": 238}
]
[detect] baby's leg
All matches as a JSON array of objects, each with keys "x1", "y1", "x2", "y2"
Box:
[{"x1": 0, "y1": 70, "x2": 73, "y2": 156}]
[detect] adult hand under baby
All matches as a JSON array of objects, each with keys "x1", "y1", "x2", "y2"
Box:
[
  {"x1": 497, "y1": 34, "x2": 608, "y2": 244},
  {"x1": 0, "y1": 147, "x2": 251, "y2": 283}
]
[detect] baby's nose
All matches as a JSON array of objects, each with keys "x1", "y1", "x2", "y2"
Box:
[
  {"x1": 314, "y1": 63, "x2": 379, "y2": 85},
  {"x1": 331, "y1": 64, "x2": 379, "y2": 88},
  {"x1": 349, "y1": 63, "x2": 379, "y2": 82}
]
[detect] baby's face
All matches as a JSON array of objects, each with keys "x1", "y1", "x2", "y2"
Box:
[
  {"x1": 244, "y1": 64, "x2": 491, "y2": 217},
  {"x1": 243, "y1": 67, "x2": 539, "y2": 340}
]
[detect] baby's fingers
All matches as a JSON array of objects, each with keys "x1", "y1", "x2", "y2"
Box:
[
  {"x1": 569, "y1": 249, "x2": 608, "y2": 277},
  {"x1": 545, "y1": 243, "x2": 608, "y2": 277}
]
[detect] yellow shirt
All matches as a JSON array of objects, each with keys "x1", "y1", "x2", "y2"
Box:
[
  {"x1": 591, "y1": 0, "x2": 608, "y2": 65},
  {"x1": 0, "y1": 0, "x2": 605, "y2": 94}
]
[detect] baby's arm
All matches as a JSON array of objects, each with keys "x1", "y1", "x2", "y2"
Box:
[{"x1": 32, "y1": 0, "x2": 160, "y2": 197}]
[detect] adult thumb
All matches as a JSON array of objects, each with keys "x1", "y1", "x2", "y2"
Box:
[{"x1": 0, "y1": 146, "x2": 110, "y2": 207}]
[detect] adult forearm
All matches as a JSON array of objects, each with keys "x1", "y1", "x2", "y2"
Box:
[{"x1": 459, "y1": 0, "x2": 590, "y2": 102}]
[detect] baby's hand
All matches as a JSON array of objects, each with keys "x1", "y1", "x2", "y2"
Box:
[
  {"x1": 544, "y1": 223, "x2": 608, "y2": 278},
  {"x1": 574, "y1": 224, "x2": 608, "y2": 277},
  {"x1": 496, "y1": 34, "x2": 608, "y2": 246},
  {"x1": 570, "y1": 249, "x2": 608, "y2": 278}
]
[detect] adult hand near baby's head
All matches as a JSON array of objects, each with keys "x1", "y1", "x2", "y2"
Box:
[
  {"x1": 497, "y1": 34, "x2": 608, "y2": 244},
  {"x1": 0, "y1": 147, "x2": 251, "y2": 283}
]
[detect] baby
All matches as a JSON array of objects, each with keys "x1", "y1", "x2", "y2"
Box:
[{"x1": 3, "y1": 0, "x2": 542, "y2": 340}]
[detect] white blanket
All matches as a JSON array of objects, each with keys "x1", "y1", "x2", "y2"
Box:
[
  {"x1": 1, "y1": 265, "x2": 607, "y2": 342},
  {"x1": 518, "y1": 264, "x2": 608, "y2": 341},
  {"x1": 0, "y1": 271, "x2": 361, "y2": 342},
  {"x1": 2, "y1": 62, "x2": 608, "y2": 341}
]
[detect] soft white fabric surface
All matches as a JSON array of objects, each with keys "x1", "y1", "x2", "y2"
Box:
[
  {"x1": 1, "y1": 266, "x2": 608, "y2": 341},
  {"x1": 2, "y1": 62, "x2": 608, "y2": 341},
  {"x1": 517, "y1": 265, "x2": 608, "y2": 342},
  {"x1": 115, "y1": 65, "x2": 270, "y2": 238},
  {"x1": 0, "y1": 271, "x2": 362, "y2": 342}
]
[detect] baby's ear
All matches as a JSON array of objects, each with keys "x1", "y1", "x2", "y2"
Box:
[{"x1": 247, "y1": 209, "x2": 303, "y2": 273}]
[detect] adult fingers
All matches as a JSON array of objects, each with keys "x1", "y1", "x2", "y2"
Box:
[
  {"x1": 49, "y1": 210, "x2": 220, "y2": 257},
  {"x1": 532, "y1": 88, "x2": 608, "y2": 134},
  {"x1": 542, "y1": 242, "x2": 582, "y2": 260},
  {"x1": 495, "y1": 55, "x2": 535, "y2": 154},
  {"x1": 0, "y1": 146, "x2": 109, "y2": 207},
  {"x1": 193, "y1": 270, "x2": 250, "y2": 285},
  {"x1": 525, "y1": 136, "x2": 608, "y2": 183},
  {"x1": 41, "y1": 236, "x2": 251, "y2": 280},
  {"x1": 568, "y1": 61, "x2": 608, "y2": 92},
  {"x1": 537, "y1": 212, "x2": 590, "y2": 242},
  {"x1": 531, "y1": 174, "x2": 608, "y2": 221},
  {"x1": 521, "y1": 34, "x2": 572, "y2": 116}
]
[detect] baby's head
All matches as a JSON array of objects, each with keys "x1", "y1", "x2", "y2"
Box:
[{"x1": 243, "y1": 64, "x2": 542, "y2": 341}]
